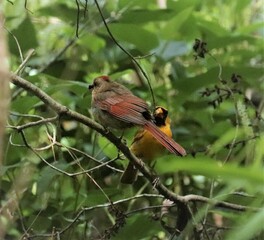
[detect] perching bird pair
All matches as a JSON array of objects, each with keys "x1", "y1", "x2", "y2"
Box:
[{"x1": 88, "y1": 76, "x2": 186, "y2": 184}]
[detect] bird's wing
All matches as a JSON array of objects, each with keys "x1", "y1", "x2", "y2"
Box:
[
  {"x1": 144, "y1": 121, "x2": 186, "y2": 156},
  {"x1": 95, "y1": 95, "x2": 149, "y2": 125},
  {"x1": 130, "y1": 128, "x2": 146, "y2": 146}
]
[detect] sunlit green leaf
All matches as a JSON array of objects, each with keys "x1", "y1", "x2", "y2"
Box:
[
  {"x1": 156, "y1": 157, "x2": 264, "y2": 188},
  {"x1": 108, "y1": 23, "x2": 159, "y2": 52}
]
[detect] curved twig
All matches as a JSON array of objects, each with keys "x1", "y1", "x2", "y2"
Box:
[
  {"x1": 9, "y1": 73, "x2": 261, "y2": 214},
  {"x1": 93, "y1": 0, "x2": 156, "y2": 108}
]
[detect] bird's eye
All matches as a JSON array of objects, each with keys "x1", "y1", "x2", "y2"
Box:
[
  {"x1": 88, "y1": 79, "x2": 99, "y2": 90},
  {"x1": 93, "y1": 79, "x2": 100, "y2": 87}
]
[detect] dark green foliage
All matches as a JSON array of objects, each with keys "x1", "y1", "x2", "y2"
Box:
[{"x1": 2, "y1": 0, "x2": 263, "y2": 239}]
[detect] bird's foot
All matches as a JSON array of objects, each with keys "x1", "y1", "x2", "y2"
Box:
[
  {"x1": 152, "y1": 177, "x2": 160, "y2": 189},
  {"x1": 117, "y1": 150, "x2": 125, "y2": 160},
  {"x1": 121, "y1": 138, "x2": 127, "y2": 146},
  {"x1": 104, "y1": 127, "x2": 110, "y2": 134},
  {"x1": 118, "y1": 130, "x2": 126, "y2": 141}
]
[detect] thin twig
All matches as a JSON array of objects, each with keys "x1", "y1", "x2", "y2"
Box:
[
  {"x1": 38, "y1": 38, "x2": 77, "y2": 73},
  {"x1": 37, "y1": 10, "x2": 115, "y2": 73},
  {"x1": 134, "y1": 52, "x2": 156, "y2": 59},
  {"x1": 11, "y1": 128, "x2": 120, "y2": 178},
  {"x1": 75, "y1": 0, "x2": 80, "y2": 38},
  {"x1": 4, "y1": 27, "x2": 24, "y2": 62},
  {"x1": 24, "y1": 0, "x2": 33, "y2": 14},
  {"x1": 63, "y1": 145, "x2": 123, "y2": 173},
  {"x1": 10, "y1": 73, "x2": 262, "y2": 213},
  {"x1": 126, "y1": 204, "x2": 166, "y2": 216},
  {"x1": 84, "y1": 0, "x2": 88, "y2": 18},
  {"x1": 7, "y1": 116, "x2": 58, "y2": 131},
  {"x1": 15, "y1": 48, "x2": 35, "y2": 75},
  {"x1": 78, "y1": 168, "x2": 112, "y2": 203},
  {"x1": 44, "y1": 194, "x2": 164, "y2": 238},
  {"x1": 207, "y1": 52, "x2": 240, "y2": 163},
  {"x1": 93, "y1": 0, "x2": 156, "y2": 108},
  {"x1": 45, "y1": 129, "x2": 123, "y2": 173}
]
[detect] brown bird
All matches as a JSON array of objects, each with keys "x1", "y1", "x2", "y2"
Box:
[
  {"x1": 88, "y1": 75, "x2": 186, "y2": 156},
  {"x1": 120, "y1": 106, "x2": 178, "y2": 184}
]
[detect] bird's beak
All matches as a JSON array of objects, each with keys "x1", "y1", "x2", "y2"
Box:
[
  {"x1": 154, "y1": 107, "x2": 164, "y2": 118},
  {"x1": 154, "y1": 107, "x2": 168, "y2": 120},
  {"x1": 88, "y1": 84, "x2": 94, "y2": 90}
]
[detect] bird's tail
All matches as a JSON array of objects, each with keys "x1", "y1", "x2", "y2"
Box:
[
  {"x1": 144, "y1": 122, "x2": 186, "y2": 156},
  {"x1": 120, "y1": 162, "x2": 138, "y2": 184}
]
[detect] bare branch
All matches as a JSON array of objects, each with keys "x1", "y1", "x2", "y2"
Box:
[
  {"x1": 30, "y1": 194, "x2": 164, "y2": 238},
  {"x1": 7, "y1": 116, "x2": 58, "y2": 131},
  {"x1": 9, "y1": 73, "x2": 262, "y2": 214},
  {"x1": 15, "y1": 48, "x2": 35, "y2": 75}
]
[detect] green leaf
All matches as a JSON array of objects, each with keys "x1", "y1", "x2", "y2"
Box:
[
  {"x1": 121, "y1": 9, "x2": 176, "y2": 23},
  {"x1": 108, "y1": 23, "x2": 159, "y2": 52},
  {"x1": 167, "y1": 0, "x2": 200, "y2": 9},
  {"x1": 36, "y1": 162, "x2": 68, "y2": 194},
  {"x1": 226, "y1": 210, "x2": 264, "y2": 240},
  {"x1": 174, "y1": 67, "x2": 219, "y2": 105},
  {"x1": 196, "y1": 17, "x2": 229, "y2": 37},
  {"x1": 11, "y1": 95, "x2": 40, "y2": 113},
  {"x1": 175, "y1": 65, "x2": 264, "y2": 105},
  {"x1": 77, "y1": 34, "x2": 106, "y2": 53},
  {"x1": 113, "y1": 214, "x2": 161, "y2": 240},
  {"x1": 160, "y1": 7, "x2": 194, "y2": 39},
  {"x1": 118, "y1": 0, "x2": 154, "y2": 9},
  {"x1": 208, "y1": 127, "x2": 244, "y2": 155},
  {"x1": 37, "y1": 3, "x2": 76, "y2": 22},
  {"x1": 156, "y1": 157, "x2": 264, "y2": 188},
  {"x1": 98, "y1": 135, "x2": 118, "y2": 159},
  {"x1": 237, "y1": 22, "x2": 264, "y2": 34},
  {"x1": 208, "y1": 35, "x2": 258, "y2": 49},
  {"x1": 8, "y1": 16, "x2": 38, "y2": 55}
]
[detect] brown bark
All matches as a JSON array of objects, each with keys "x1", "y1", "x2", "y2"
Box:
[
  {"x1": 0, "y1": 2, "x2": 10, "y2": 238},
  {"x1": 0, "y1": 2, "x2": 10, "y2": 168}
]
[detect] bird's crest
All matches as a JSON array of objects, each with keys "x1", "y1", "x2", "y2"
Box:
[{"x1": 99, "y1": 75, "x2": 110, "y2": 81}]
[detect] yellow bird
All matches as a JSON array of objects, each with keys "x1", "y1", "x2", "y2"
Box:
[{"x1": 120, "y1": 106, "x2": 185, "y2": 184}]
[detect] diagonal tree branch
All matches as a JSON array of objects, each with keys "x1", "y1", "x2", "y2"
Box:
[{"x1": 9, "y1": 72, "x2": 261, "y2": 214}]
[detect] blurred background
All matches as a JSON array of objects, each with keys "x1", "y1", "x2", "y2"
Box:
[{"x1": 1, "y1": 0, "x2": 264, "y2": 239}]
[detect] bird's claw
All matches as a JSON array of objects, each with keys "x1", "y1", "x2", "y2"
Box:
[
  {"x1": 117, "y1": 151, "x2": 125, "y2": 160},
  {"x1": 121, "y1": 138, "x2": 127, "y2": 146},
  {"x1": 104, "y1": 127, "x2": 110, "y2": 134},
  {"x1": 152, "y1": 177, "x2": 160, "y2": 189}
]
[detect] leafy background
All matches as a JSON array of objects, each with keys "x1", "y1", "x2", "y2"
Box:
[{"x1": 1, "y1": 0, "x2": 264, "y2": 239}]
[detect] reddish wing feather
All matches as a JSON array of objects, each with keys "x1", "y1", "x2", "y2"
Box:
[
  {"x1": 144, "y1": 122, "x2": 186, "y2": 156},
  {"x1": 110, "y1": 106, "x2": 146, "y2": 125},
  {"x1": 94, "y1": 93, "x2": 186, "y2": 156},
  {"x1": 95, "y1": 95, "x2": 149, "y2": 125}
]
